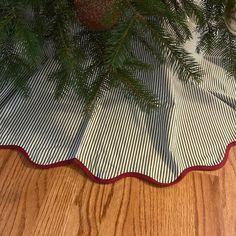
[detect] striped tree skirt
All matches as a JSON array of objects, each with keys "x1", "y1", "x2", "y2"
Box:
[{"x1": 0, "y1": 28, "x2": 236, "y2": 186}]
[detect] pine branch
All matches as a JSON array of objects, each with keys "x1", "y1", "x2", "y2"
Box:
[
  {"x1": 132, "y1": 29, "x2": 165, "y2": 63},
  {"x1": 83, "y1": 69, "x2": 111, "y2": 114},
  {"x1": 112, "y1": 68, "x2": 160, "y2": 110},
  {"x1": 1, "y1": 0, "x2": 235, "y2": 116},
  {"x1": 104, "y1": 15, "x2": 136, "y2": 68},
  {"x1": 0, "y1": 52, "x2": 36, "y2": 96},
  {"x1": 135, "y1": 16, "x2": 202, "y2": 82},
  {"x1": 132, "y1": 0, "x2": 192, "y2": 43},
  {"x1": 219, "y1": 32, "x2": 236, "y2": 78},
  {"x1": 15, "y1": 19, "x2": 41, "y2": 64},
  {"x1": 77, "y1": 12, "x2": 160, "y2": 114},
  {"x1": 124, "y1": 56, "x2": 153, "y2": 71},
  {"x1": 179, "y1": 0, "x2": 205, "y2": 25},
  {"x1": 196, "y1": 0, "x2": 236, "y2": 79}
]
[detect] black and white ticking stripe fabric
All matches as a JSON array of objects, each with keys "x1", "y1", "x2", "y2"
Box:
[{"x1": 0, "y1": 31, "x2": 236, "y2": 184}]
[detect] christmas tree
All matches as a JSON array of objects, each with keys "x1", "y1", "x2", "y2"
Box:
[{"x1": 0, "y1": 0, "x2": 236, "y2": 114}]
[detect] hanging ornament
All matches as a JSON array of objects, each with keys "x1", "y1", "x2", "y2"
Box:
[
  {"x1": 225, "y1": 0, "x2": 236, "y2": 35},
  {"x1": 74, "y1": 0, "x2": 120, "y2": 32}
]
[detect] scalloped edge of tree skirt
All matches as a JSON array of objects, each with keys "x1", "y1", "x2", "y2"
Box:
[{"x1": 1, "y1": 141, "x2": 236, "y2": 187}]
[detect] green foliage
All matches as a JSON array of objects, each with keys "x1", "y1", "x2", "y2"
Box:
[
  {"x1": 0, "y1": 0, "x2": 235, "y2": 115},
  {"x1": 112, "y1": 68, "x2": 160, "y2": 110},
  {"x1": 197, "y1": 0, "x2": 236, "y2": 78}
]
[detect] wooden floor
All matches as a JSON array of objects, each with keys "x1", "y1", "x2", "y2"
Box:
[{"x1": 0, "y1": 147, "x2": 236, "y2": 236}]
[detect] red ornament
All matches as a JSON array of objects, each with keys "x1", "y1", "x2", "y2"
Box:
[{"x1": 74, "y1": 0, "x2": 120, "y2": 31}]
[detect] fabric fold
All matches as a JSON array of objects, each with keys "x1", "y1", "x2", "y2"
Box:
[{"x1": 0, "y1": 35, "x2": 235, "y2": 185}]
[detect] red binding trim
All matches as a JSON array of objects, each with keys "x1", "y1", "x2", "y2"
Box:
[{"x1": 1, "y1": 141, "x2": 236, "y2": 187}]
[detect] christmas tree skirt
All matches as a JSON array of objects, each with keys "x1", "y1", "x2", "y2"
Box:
[{"x1": 1, "y1": 42, "x2": 236, "y2": 186}]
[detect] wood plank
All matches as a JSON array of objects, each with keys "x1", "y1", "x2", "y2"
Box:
[{"x1": 0, "y1": 146, "x2": 235, "y2": 236}]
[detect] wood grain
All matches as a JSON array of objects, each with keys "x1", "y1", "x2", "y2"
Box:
[{"x1": 0, "y1": 146, "x2": 236, "y2": 236}]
